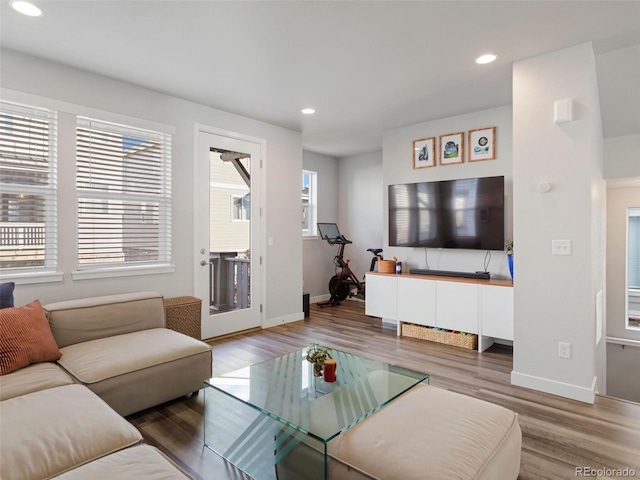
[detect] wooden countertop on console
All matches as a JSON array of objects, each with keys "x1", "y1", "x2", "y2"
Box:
[{"x1": 366, "y1": 271, "x2": 513, "y2": 287}]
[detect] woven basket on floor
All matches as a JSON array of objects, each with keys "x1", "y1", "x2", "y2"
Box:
[
  {"x1": 401, "y1": 323, "x2": 477, "y2": 350},
  {"x1": 164, "y1": 296, "x2": 202, "y2": 340}
]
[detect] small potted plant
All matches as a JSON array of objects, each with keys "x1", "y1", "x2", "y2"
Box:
[
  {"x1": 505, "y1": 239, "x2": 514, "y2": 280},
  {"x1": 305, "y1": 343, "x2": 332, "y2": 377}
]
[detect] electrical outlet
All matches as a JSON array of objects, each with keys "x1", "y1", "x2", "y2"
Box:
[
  {"x1": 558, "y1": 342, "x2": 571, "y2": 359},
  {"x1": 552, "y1": 239, "x2": 571, "y2": 255}
]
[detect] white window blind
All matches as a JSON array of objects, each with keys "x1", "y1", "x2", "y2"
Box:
[
  {"x1": 629, "y1": 207, "x2": 640, "y2": 290},
  {"x1": 0, "y1": 101, "x2": 57, "y2": 271},
  {"x1": 76, "y1": 117, "x2": 171, "y2": 269}
]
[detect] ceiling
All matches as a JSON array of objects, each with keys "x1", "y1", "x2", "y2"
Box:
[{"x1": 1, "y1": 1, "x2": 639, "y2": 157}]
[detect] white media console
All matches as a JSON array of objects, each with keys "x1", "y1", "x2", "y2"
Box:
[{"x1": 365, "y1": 272, "x2": 514, "y2": 352}]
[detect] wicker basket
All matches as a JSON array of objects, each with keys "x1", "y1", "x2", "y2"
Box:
[
  {"x1": 401, "y1": 323, "x2": 477, "y2": 350},
  {"x1": 164, "y1": 296, "x2": 202, "y2": 340}
]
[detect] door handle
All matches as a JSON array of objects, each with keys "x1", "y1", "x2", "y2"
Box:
[{"x1": 200, "y1": 260, "x2": 207, "y2": 266}]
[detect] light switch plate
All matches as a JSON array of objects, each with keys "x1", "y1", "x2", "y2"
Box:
[{"x1": 552, "y1": 239, "x2": 571, "y2": 255}]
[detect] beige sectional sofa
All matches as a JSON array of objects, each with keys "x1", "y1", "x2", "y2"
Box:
[
  {"x1": 45, "y1": 291, "x2": 212, "y2": 416},
  {"x1": 0, "y1": 291, "x2": 213, "y2": 479}
]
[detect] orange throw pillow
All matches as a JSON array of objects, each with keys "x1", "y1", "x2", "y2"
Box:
[{"x1": 0, "y1": 299, "x2": 62, "y2": 375}]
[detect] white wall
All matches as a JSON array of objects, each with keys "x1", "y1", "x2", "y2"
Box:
[
  {"x1": 302, "y1": 151, "x2": 339, "y2": 300},
  {"x1": 337, "y1": 151, "x2": 383, "y2": 280},
  {"x1": 382, "y1": 106, "x2": 513, "y2": 279},
  {"x1": 1, "y1": 49, "x2": 303, "y2": 326},
  {"x1": 606, "y1": 186, "x2": 640, "y2": 341},
  {"x1": 604, "y1": 134, "x2": 640, "y2": 179},
  {"x1": 511, "y1": 43, "x2": 605, "y2": 403}
]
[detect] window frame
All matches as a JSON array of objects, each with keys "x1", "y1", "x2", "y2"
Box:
[
  {"x1": 0, "y1": 100, "x2": 58, "y2": 277},
  {"x1": 627, "y1": 207, "x2": 640, "y2": 331},
  {"x1": 302, "y1": 169, "x2": 317, "y2": 237},
  {"x1": 230, "y1": 193, "x2": 250, "y2": 222},
  {"x1": 74, "y1": 116, "x2": 172, "y2": 273}
]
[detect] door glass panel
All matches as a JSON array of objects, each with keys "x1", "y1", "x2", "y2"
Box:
[{"x1": 209, "y1": 149, "x2": 250, "y2": 314}]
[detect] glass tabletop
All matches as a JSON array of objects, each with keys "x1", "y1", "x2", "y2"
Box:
[{"x1": 205, "y1": 347, "x2": 429, "y2": 443}]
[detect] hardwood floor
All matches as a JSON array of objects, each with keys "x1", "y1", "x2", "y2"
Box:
[{"x1": 128, "y1": 301, "x2": 640, "y2": 480}]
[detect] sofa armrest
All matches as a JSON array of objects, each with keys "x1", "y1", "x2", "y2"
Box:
[{"x1": 44, "y1": 292, "x2": 166, "y2": 348}]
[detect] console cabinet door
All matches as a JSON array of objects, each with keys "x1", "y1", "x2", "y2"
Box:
[
  {"x1": 397, "y1": 277, "x2": 436, "y2": 327},
  {"x1": 436, "y1": 281, "x2": 479, "y2": 334},
  {"x1": 480, "y1": 285, "x2": 514, "y2": 340},
  {"x1": 365, "y1": 274, "x2": 398, "y2": 321}
]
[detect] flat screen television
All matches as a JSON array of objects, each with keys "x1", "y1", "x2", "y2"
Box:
[{"x1": 389, "y1": 175, "x2": 504, "y2": 250}]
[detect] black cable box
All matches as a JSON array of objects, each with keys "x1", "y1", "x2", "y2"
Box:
[{"x1": 409, "y1": 269, "x2": 490, "y2": 280}]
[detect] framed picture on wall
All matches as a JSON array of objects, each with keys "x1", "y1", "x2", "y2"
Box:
[
  {"x1": 468, "y1": 126, "x2": 496, "y2": 162},
  {"x1": 412, "y1": 137, "x2": 435, "y2": 169},
  {"x1": 439, "y1": 132, "x2": 464, "y2": 165}
]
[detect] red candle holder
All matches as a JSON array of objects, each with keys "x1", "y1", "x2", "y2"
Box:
[{"x1": 323, "y1": 359, "x2": 337, "y2": 382}]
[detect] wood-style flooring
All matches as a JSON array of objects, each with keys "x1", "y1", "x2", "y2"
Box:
[{"x1": 128, "y1": 301, "x2": 640, "y2": 480}]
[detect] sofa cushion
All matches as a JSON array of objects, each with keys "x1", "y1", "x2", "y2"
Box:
[
  {"x1": 0, "y1": 281, "x2": 15, "y2": 308},
  {"x1": 0, "y1": 361, "x2": 73, "y2": 400},
  {"x1": 0, "y1": 299, "x2": 62, "y2": 375},
  {"x1": 57, "y1": 328, "x2": 211, "y2": 384},
  {"x1": 45, "y1": 291, "x2": 165, "y2": 348},
  {"x1": 52, "y1": 445, "x2": 191, "y2": 479},
  {"x1": 0, "y1": 384, "x2": 142, "y2": 480}
]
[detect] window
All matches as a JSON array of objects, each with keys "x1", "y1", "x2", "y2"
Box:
[
  {"x1": 628, "y1": 207, "x2": 640, "y2": 329},
  {"x1": 0, "y1": 101, "x2": 57, "y2": 271},
  {"x1": 76, "y1": 117, "x2": 171, "y2": 269},
  {"x1": 231, "y1": 194, "x2": 250, "y2": 221},
  {"x1": 302, "y1": 170, "x2": 317, "y2": 236},
  {"x1": 629, "y1": 207, "x2": 640, "y2": 290}
]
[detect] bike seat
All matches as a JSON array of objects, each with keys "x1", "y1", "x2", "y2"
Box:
[{"x1": 367, "y1": 248, "x2": 383, "y2": 255}]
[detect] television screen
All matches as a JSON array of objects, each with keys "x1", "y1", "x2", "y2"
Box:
[{"x1": 389, "y1": 176, "x2": 504, "y2": 250}]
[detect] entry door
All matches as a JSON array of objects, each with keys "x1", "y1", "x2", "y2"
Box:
[{"x1": 195, "y1": 129, "x2": 262, "y2": 338}]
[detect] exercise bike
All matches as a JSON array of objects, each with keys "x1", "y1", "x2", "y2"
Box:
[{"x1": 316, "y1": 223, "x2": 383, "y2": 307}]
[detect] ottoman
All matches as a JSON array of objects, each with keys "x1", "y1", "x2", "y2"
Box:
[{"x1": 327, "y1": 384, "x2": 522, "y2": 479}]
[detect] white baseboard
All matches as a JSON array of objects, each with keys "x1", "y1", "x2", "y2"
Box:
[
  {"x1": 511, "y1": 371, "x2": 597, "y2": 404},
  {"x1": 310, "y1": 294, "x2": 330, "y2": 304},
  {"x1": 263, "y1": 311, "x2": 304, "y2": 329}
]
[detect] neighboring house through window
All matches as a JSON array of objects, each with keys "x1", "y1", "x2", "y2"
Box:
[
  {"x1": 76, "y1": 117, "x2": 171, "y2": 269},
  {"x1": 302, "y1": 170, "x2": 317, "y2": 236},
  {"x1": 231, "y1": 194, "x2": 250, "y2": 221},
  {"x1": 0, "y1": 101, "x2": 57, "y2": 271}
]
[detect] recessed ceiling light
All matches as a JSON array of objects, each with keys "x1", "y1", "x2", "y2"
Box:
[
  {"x1": 476, "y1": 54, "x2": 497, "y2": 65},
  {"x1": 10, "y1": 0, "x2": 43, "y2": 16},
  {"x1": 301, "y1": 108, "x2": 316, "y2": 115}
]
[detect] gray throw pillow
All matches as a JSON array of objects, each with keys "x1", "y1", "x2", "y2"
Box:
[{"x1": 0, "y1": 282, "x2": 15, "y2": 309}]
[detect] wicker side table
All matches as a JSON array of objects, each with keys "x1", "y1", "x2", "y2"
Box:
[{"x1": 164, "y1": 296, "x2": 202, "y2": 340}]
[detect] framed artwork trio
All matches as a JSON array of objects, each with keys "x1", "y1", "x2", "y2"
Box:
[{"x1": 412, "y1": 126, "x2": 496, "y2": 169}]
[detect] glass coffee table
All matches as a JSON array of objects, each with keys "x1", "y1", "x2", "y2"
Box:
[{"x1": 204, "y1": 347, "x2": 429, "y2": 480}]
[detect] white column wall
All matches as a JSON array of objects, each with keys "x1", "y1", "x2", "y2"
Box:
[
  {"x1": 511, "y1": 42, "x2": 605, "y2": 402},
  {"x1": 2, "y1": 49, "x2": 303, "y2": 327}
]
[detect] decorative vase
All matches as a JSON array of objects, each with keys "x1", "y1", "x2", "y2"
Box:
[
  {"x1": 507, "y1": 254, "x2": 514, "y2": 280},
  {"x1": 313, "y1": 362, "x2": 323, "y2": 377}
]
